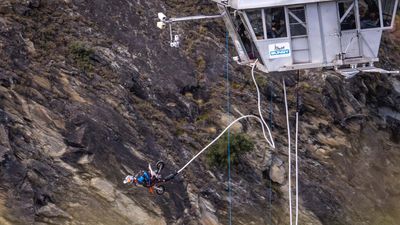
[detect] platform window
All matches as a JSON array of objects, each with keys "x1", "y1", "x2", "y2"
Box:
[
  {"x1": 265, "y1": 7, "x2": 287, "y2": 39},
  {"x1": 288, "y1": 6, "x2": 307, "y2": 36},
  {"x1": 381, "y1": 0, "x2": 396, "y2": 27},
  {"x1": 359, "y1": 0, "x2": 381, "y2": 29},
  {"x1": 235, "y1": 15, "x2": 259, "y2": 60},
  {"x1": 338, "y1": 1, "x2": 357, "y2": 30},
  {"x1": 247, "y1": 10, "x2": 264, "y2": 40}
]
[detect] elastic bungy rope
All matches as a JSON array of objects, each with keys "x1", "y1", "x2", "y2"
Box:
[
  {"x1": 251, "y1": 61, "x2": 276, "y2": 149},
  {"x1": 268, "y1": 79, "x2": 274, "y2": 225},
  {"x1": 177, "y1": 115, "x2": 272, "y2": 174},
  {"x1": 176, "y1": 61, "x2": 275, "y2": 174},
  {"x1": 226, "y1": 30, "x2": 232, "y2": 225}
]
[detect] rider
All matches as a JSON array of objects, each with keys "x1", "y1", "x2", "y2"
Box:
[
  {"x1": 123, "y1": 161, "x2": 178, "y2": 195},
  {"x1": 124, "y1": 164, "x2": 157, "y2": 187}
]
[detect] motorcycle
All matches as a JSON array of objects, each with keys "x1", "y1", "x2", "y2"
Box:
[{"x1": 124, "y1": 161, "x2": 176, "y2": 195}]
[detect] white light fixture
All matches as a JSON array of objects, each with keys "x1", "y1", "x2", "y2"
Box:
[
  {"x1": 157, "y1": 21, "x2": 166, "y2": 29},
  {"x1": 158, "y1": 12, "x2": 167, "y2": 21}
]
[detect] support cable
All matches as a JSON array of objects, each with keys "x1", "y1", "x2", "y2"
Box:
[
  {"x1": 283, "y1": 78, "x2": 293, "y2": 225},
  {"x1": 268, "y1": 80, "x2": 274, "y2": 225},
  {"x1": 295, "y1": 71, "x2": 300, "y2": 225},
  {"x1": 226, "y1": 31, "x2": 232, "y2": 225}
]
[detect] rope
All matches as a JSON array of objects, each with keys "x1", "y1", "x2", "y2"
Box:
[
  {"x1": 251, "y1": 62, "x2": 276, "y2": 148},
  {"x1": 295, "y1": 111, "x2": 299, "y2": 225},
  {"x1": 176, "y1": 62, "x2": 275, "y2": 174},
  {"x1": 283, "y1": 78, "x2": 293, "y2": 225},
  {"x1": 283, "y1": 72, "x2": 301, "y2": 225},
  {"x1": 268, "y1": 81, "x2": 273, "y2": 225},
  {"x1": 226, "y1": 30, "x2": 232, "y2": 225},
  {"x1": 177, "y1": 115, "x2": 272, "y2": 173}
]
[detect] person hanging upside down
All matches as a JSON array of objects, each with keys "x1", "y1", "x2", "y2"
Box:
[
  {"x1": 124, "y1": 164, "x2": 158, "y2": 187},
  {"x1": 123, "y1": 161, "x2": 177, "y2": 195}
]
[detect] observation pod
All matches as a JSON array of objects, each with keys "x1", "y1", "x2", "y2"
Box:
[{"x1": 212, "y1": 0, "x2": 399, "y2": 75}]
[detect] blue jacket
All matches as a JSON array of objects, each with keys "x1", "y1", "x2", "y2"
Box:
[{"x1": 137, "y1": 171, "x2": 151, "y2": 186}]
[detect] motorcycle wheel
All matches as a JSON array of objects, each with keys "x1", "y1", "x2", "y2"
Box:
[
  {"x1": 155, "y1": 185, "x2": 165, "y2": 195},
  {"x1": 156, "y1": 161, "x2": 164, "y2": 173}
]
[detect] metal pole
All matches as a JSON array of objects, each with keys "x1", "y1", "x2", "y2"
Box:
[{"x1": 164, "y1": 13, "x2": 225, "y2": 24}]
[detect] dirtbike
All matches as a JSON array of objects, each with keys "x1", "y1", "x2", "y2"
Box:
[{"x1": 124, "y1": 161, "x2": 176, "y2": 195}]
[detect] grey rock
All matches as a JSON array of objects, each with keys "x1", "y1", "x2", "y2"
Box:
[
  {"x1": 198, "y1": 197, "x2": 219, "y2": 225},
  {"x1": 269, "y1": 163, "x2": 286, "y2": 184},
  {"x1": 36, "y1": 203, "x2": 72, "y2": 219}
]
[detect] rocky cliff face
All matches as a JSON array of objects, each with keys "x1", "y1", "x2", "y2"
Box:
[{"x1": 1, "y1": 0, "x2": 400, "y2": 225}]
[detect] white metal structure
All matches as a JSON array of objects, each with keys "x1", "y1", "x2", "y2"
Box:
[{"x1": 157, "y1": 0, "x2": 399, "y2": 76}]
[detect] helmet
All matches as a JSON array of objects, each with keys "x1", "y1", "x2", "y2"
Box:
[{"x1": 123, "y1": 175, "x2": 134, "y2": 184}]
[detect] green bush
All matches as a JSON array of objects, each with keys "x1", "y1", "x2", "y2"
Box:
[
  {"x1": 206, "y1": 133, "x2": 254, "y2": 168},
  {"x1": 69, "y1": 41, "x2": 94, "y2": 71}
]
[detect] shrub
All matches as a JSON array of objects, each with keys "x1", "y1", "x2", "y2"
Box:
[
  {"x1": 206, "y1": 133, "x2": 254, "y2": 168},
  {"x1": 69, "y1": 41, "x2": 94, "y2": 71}
]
